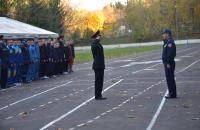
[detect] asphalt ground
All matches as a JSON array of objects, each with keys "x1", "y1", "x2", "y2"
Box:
[{"x1": 0, "y1": 44, "x2": 200, "y2": 130}]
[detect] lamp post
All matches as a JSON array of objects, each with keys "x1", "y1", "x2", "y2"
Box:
[{"x1": 174, "y1": 0, "x2": 178, "y2": 40}]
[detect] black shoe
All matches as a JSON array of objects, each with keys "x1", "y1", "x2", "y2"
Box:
[
  {"x1": 165, "y1": 94, "x2": 177, "y2": 99},
  {"x1": 95, "y1": 97, "x2": 107, "y2": 100}
]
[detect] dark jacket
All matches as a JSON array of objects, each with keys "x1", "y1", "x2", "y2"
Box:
[
  {"x1": 162, "y1": 38, "x2": 176, "y2": 64},
  {"x1": 64, "y1": 46, "x2": 69, "y2": 62},
  {"x1": 91, "y1": 39, "x2": 105, "y2": 69},
  {"x1": 20, "y1": 43, "x2": 30, "y2": 64},
  {"x1": 0, "y1": 41, "x2": 9, "y2": 69},
  {"x1": 39, "y1": 45, "x2": 48, "y2": 62},
  {"x1": 70, "y1": 44, "x2": 75, "y2": 58},
  {"x1": 46, "y1": 43, "x2": 54, "y2": 62}
]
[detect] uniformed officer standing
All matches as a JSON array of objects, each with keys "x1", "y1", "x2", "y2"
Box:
[
  {"x1": 14, "y1": 39, "x2": 23, "y2": 85},
  {"x1": 39, "y1": 39, "x2": 48, "y2": 79},
  {"x1": 0, "y1": 35, "x2": 9, "y2": 89},
  {"x1": 26, "y1": 39, "x2": 37, "y2": 82},
  {"x1": 20, "y1": 40, "x2": 30, "y2": 83},
  {"x1": 91, "y1": 30, "x2": 106, "y2": 100},
  {"x1": 34, "y1": 38, "x2": 40, "y2": 80},
  {"x1": 7, "y1": 39, "x2": 16, "y2": 85},
  {"x1": 161, "y1": 29, "x2": 177, "y2": 99}
]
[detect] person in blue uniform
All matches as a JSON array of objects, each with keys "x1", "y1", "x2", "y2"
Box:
[
  {"x1": 7, "y1": 39, "x2": 16, "y2": 85},
  {"x1": 13, "y1": 39, "x2": 23, "y2": 85},
  {"x1": 91, "y1": 30, "x2": 106, "y2": 100},
  {"x1": 161, "y1": 29, "x2": 177, "y2": 99},
  {"x1": 26, "y1": 38, "x2": 37, "y2": 82},
  {"x1": 0, "y1": 35, "x2": 9, "y2": 89},
  {"x1": 34, "y1": 37, "x2": 40, "y2": 80}
]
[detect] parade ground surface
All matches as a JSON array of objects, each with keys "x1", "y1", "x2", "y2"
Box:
[{"x1": 0, "y1": 44, "x2": 200, "y2": 130}]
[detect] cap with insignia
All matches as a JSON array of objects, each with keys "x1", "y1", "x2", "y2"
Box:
[
  {"x1": 58, "y1": 35, "x2": 64, "y2": 40},
  {"x1": 161, "y1": 29, "x2": 172, "y2": 36},
  {"x1": 91, "y1": 30, "x2": 101, "y2": 39},
  {"x1": 0, "y1": 35, "x2": 4, "y2": 40}
]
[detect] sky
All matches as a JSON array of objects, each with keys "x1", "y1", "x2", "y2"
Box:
[{"x1": 70, "y1": 0, "x2": 127, "y2": 11}]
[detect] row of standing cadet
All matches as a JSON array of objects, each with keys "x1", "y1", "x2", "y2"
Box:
[{"x1": 0, "y1": 36, "x2": 75, "y2": 89}]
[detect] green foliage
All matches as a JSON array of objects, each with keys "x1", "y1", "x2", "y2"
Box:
[
  {"x1": 0, "y1": 0, "x2": 13, "y2": 17},
  {"x1": 72, "y1": 28, "x2": 81, "y2": 41},
  {"x1": 1, "y1": 0, "x2": 70, "y2": 34},
  {"x1": 0, "y1": 0, "x2": 199, "y2": 42},
  {"x1": 125, "y1": 0, "x2": 200, "y2": 41},
  {"x1": 82, "y1": 28, "x2": 94, "y2": 43},
  {"x1": 74, "y1": 46, "x2": 161, "y2": 64}
]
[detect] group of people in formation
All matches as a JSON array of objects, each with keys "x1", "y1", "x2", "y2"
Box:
[{"x1": 0, "y1": 35, "x2": 75, "y2": 89}]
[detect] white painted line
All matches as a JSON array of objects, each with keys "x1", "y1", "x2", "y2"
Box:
[
  {"x1": 40, "y1": 104, "x2": 46, "y2": 107},
  {"x1": 47, "y1": 101, "x2": 53, "y2": 104},
  {"x1": 132, "y1": 63, "x2": 161, "y2": 74},
  {"x1": 5, "y1": 116, "x2": 13, "y2": 120},
  {"x1": 146, "y1": 90, "x2": 168, "y2": 130},
  {"x1": 68, "y1": 128, "x2": 75, "y2": 130},
  {"x1": 101, "y1": 112, "x2": 107, "y2": 116},
  {"x1": 144, "y1": 68, "x2": 158, "y2": 71},
  {"x1": 31, "y1": 108, "x2": 37, "y2": 111},
  {"x1": 146, "y1": 59, "x2": 200, "y2": 130},
  {"x1": 87, "y1": 120, "x2": 94, "y2": 123},
  {"x1": 121, "y1": 60, "x2": 162, "y2": 68},
  {"x1": 39, "y1": 79, "x2": 123, "y2": 130},
  {"x1": 0, "y1": 106, "x2": 8, "y2": 111},
  {"x1": 178, "y1": 59, "x2": 200, "y2": 73},
  {"x1": 181, "y1": 56, "x2": 192, "y2": 58},
  {"x1": 0, "y1": 81, "x2": 72, "y2": 111},
  {"x1": 77, "y1": 123, "x2": 86, "y2": 127},
  {"x1": 106, "y1": 110, "x2": 112, "y2": 113},
  {"x1": 94, "y1": 116, "x2": 101, "y2": 120}
]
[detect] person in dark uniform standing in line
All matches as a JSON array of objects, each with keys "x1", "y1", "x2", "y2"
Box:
[
  {"x1": 161, "y1": 29, "x2": 177, "y2": 99},
  {"x1": 46, "y1": 39, "x2": 55, "y2": 77},
  {"x1": 91, "y1": 30, "x2": 106, "y2": 100},
  {"x1": 63, "y1": 41, "x2": 69, "y2": 74},
  {"x1": 39, "y1": 39, "x2": 48, "y2": 79},
  {"x1": 20, "y1": 40, "x2": 30, "y2": 83},
  {"x1": 0, "y1": 35, "x2": 9, "y2": 89},
  {"x1": 58, "y1": 36, "x2": 65, "y2": 74}
]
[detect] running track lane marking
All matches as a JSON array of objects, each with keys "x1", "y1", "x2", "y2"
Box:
[
  {"x1": 39, "y1": 79, "x2": 123, "y2": 130},
  {"x1": 0, "y1": 81, "x2": 72, "y2": 111},
  {"x1": 146, "y1": 59, "x2": 200, "y2": 130}
]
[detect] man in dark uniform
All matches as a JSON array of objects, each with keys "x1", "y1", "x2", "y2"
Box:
[
  {"x1": 58, "y1": 36, "x2": 65, "y2": 74},
  {"x1": 39, "y1": 39, "x2": 48, "y2": 79},
  {"x1": 0, "y1": 35, "x2": 9, "y2": 89},
  {"x1": 161, "y1": 29, "x2": 177, "y2": 99},
  {"x1": 91, "y1": 30, "x2": 106, "y2": 100},
  {"x1": 20, "y1": 40, "x2": 30, "y2": 83}
]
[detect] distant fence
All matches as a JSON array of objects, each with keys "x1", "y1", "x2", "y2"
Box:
[{"x1": 75, "y1": 39, "x2": 200, "y2": 51}]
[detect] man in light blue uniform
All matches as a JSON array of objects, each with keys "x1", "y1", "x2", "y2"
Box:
[
  {"x1": 13, "y1": 39, "x2": 23, "y2": 85},
  {"x1": 7, "y1": 39, "x2": 16, "y2": 85},
  {"x1": 26, "y1": 38, "x2": 37, "y2": 82}
]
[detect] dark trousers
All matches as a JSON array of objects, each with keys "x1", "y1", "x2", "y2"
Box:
[
  {"x1": 94, "y1": 69, "x2": 104, "y2": 98},
  {"x1": 47, "y1": 62, "x2": 54, "y2": 77},
  {"x1": 1, "y1": 68, "x2": 8, "y2": 89},
  {"x1": 164, "y1": 61, "x2": 177, "y2": 97},
  {"x1": 39, "y1": 61, "x2": 47, "y2": 77},
  {"x1": 63, "y1": 60, "x2": 68, "y2": 72},
  {"x1": 21, "y1": 64, "x2": 29, "y2": 82}
]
